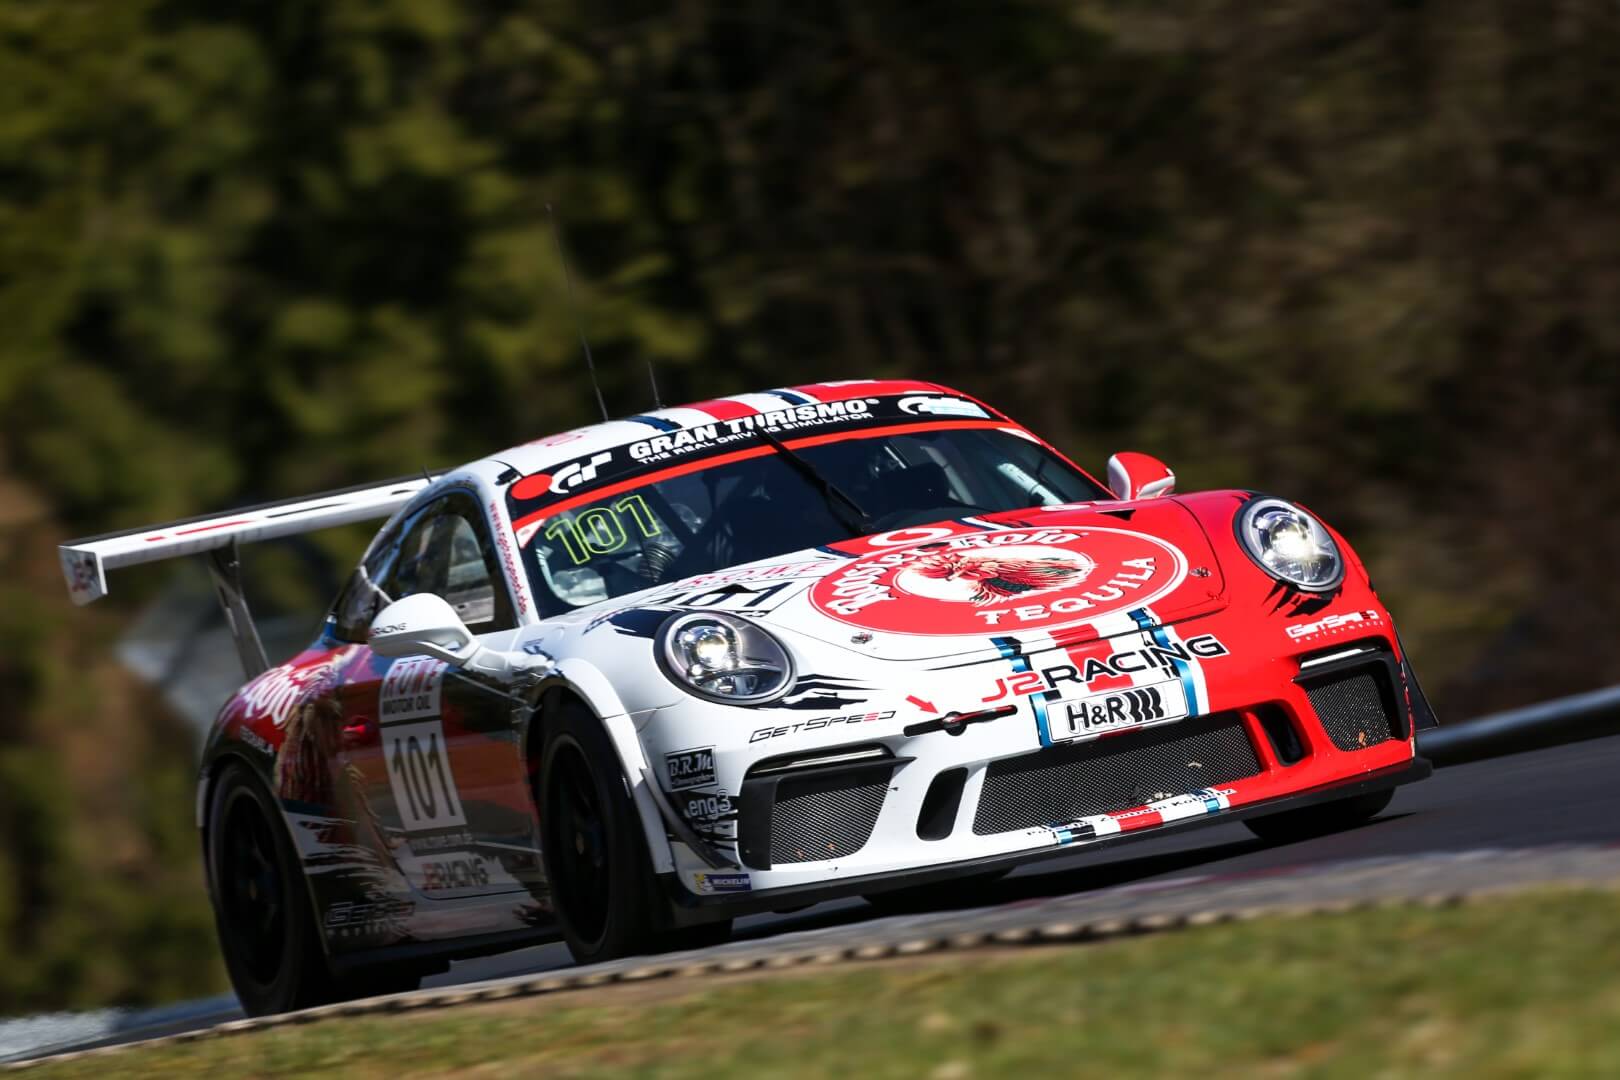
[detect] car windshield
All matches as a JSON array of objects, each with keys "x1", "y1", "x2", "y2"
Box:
[{"x1": 516, "y1": 424, "x2": 1109, "y2": 617}]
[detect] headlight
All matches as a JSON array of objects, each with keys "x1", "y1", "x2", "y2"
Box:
[
  {"x1": 657, "y1": 611, "x2": 795, "y2": 704},
  {"x1": 1236, "y1": 497, "x2": 1344, "y2": 592}
]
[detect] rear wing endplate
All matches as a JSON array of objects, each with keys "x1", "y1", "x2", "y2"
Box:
[{"x1": 59, "y1": 474, "x2": 437, "y2": 677}]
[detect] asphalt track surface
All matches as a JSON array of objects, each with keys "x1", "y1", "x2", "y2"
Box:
[{"x1": 5, "y1": 731, "x2": 1618, "y2": 1065}]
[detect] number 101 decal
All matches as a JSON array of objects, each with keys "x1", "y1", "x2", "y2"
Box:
[
  {"x1": 543, "y1": 494, "x2": 662, "y2": 565},
  {"x1": 383, "y1": 720, "x2": 468, "y2": 831}
]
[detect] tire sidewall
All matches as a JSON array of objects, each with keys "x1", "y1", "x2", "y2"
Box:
[
  {"x1": 538, "y1": 704, "x2": 662, "y2": 964},
  {"x1": 206, "y1": 762, "x2": 325, "y2": 1015}
]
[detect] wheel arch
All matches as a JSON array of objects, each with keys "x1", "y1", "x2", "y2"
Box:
[
  {"x1": 197, "y1": 748, "x2": 339, "y2": 964},
  {"x1": 525, "y1": 659, "x2": 676, "y2": 875}
]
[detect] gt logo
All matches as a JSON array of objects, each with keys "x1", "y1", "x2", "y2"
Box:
[{"x1": 549, "y1": 452, "x2": 613, "y2": 494}]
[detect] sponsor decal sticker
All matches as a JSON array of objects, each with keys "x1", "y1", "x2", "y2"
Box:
[
  {"x1": 980, "y1": 633, "x2": 1229, "y2": 701},
  {"x1": 1286, "y1": 609, "x2": 1383, "y2": 640},
  {"x1": 665, "y1": 747, "x2": 716, "y2": 790},
  {"x1": 749, "y1": 709, "x2": 897, "y2": 743},
  {"x1": 488, "y1": 501, "x2": 528, "y2": 616},
  {"x1": 1048, "y1": 787, "x2": 1237, "y2": 845},
  {"x1": 684, "y1": 792, "x2": 734, "y2": 822},
  {"x1": 692, "y1": 871, "x2": 752, "y2": 894},
  {"x1": 380, "y1": 657, "x2": 448, "y2": 723},
  {"x1": 1051, "y1": 681, "x2": 1190, "y2": 741},
  {"x1": 236, "y1": 647, "x2": 357, "y2": 728},
  {"x1": 808, "y1": 527, "x2": 1187, "y2": 636},
  {"x1": 627, "y1": 400, "x2": 875, "y2": 464},
  {"x1": 324, "y1": 898, "x2": 414, "y2": 939},
  {"x1": 896, "y1": 395, "x2": 989, "y2": 419},
  {"x1": 236, "y1": 726, "x2": 275, "y2": 756},
  {"x1": 423, "y1": 853, "x2": 492, "y2": 892}
]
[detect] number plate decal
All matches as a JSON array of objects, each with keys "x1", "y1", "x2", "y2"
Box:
[
  {"x1": 383, "y1": 720, "x2": 469, "y2": 831},
  {"x1": 1051, "y1": 680, "x2": 1190, "y2": 741}
]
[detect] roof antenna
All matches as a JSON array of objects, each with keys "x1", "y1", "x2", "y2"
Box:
[
  {"x1": 547, "y1": 203, "x2": 610, "y2": 423},
  {"x1": 644, "y1": 355, "x2": 663, "y2": 410}
]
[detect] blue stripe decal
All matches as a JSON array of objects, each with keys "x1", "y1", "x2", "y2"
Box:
[
  {"x1": 815, "y1": 545, "x2": 857, "y2": 559},
  {"x1": 994, "y1": 636, "x2": 1053, "y2": 747},
  {"x1": 767, "y1": 388, "x2": 815, "y2": 405},
  {"x1": 627, "y1": 414, "x2": 680, "y2": 432},
  {"x1": 1128, "y1": 608, "x2": 1200, "y2": 715}
]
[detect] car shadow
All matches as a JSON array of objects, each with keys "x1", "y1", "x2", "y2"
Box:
[{"x1": 732, "y1": 833, "x2": 1278, "y2": 941}]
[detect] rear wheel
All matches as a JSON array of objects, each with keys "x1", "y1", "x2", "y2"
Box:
[
  {"x1": 207, "y1": 763, "x2": 419, "y2": 1015},
  {"x1": 1243, "y1": 788, "x2": 1394, "y2": 844}
]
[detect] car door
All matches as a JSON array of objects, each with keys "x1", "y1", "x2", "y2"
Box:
[{"x1": 335, "y1": 490, "x2": 546, "y2": 909}]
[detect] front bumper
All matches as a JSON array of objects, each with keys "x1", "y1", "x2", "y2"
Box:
[
  {"x1": 641, "y1": 615, "x2": 1431, "y2": 914},
  {"x1": 658, "y1": 755, "x2": 1430, "y2": 917}
]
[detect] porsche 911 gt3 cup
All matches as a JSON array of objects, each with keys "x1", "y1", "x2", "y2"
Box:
[{"x1": 60, "y1": 379, "x2": 1432, "y2": 1014}]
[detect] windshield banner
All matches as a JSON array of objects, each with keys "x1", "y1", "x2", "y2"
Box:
[{"x1": 507, "y1": 393, "x2": 996, "y2": 542}]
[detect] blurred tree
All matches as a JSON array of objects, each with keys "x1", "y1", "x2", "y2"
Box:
[{"x1": 1, "y1": 0, "x2": 1619, "y2": 1012}]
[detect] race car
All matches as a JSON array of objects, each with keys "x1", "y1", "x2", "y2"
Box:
[{"x1": 60, "y1": 379, "x2": 1433, "y2": 1014}]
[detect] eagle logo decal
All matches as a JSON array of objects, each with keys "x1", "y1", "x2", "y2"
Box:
[{"x1": 897, "y1": 545, "x2": 1096, "y2": 605}]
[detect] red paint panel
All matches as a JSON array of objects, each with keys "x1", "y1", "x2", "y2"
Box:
[{"x1": 687, "y1": 398, "x2": 758, "y2": 422}]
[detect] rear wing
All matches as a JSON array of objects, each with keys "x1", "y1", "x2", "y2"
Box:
[{"x1": 60, "y1": 474, "x2": 437, "y2": 676}]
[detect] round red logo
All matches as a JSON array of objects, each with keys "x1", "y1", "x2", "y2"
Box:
[{"x1": 809, "y1": 527, "x2": 1187, "y2": 636}]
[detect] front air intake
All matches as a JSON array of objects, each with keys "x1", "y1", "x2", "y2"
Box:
[
  {"x1": 737, "y1": 749, "x2": 907, "y2": 870},
  {"x1": 972, "y1": 712, "x2": 1261, "y2": 836},
  {"x1": 1302, "y1": 666, "x2": 1400, "y2": 752},
  {"x1": 768, "y1": 773, "x2": 888, "y2": 865}
]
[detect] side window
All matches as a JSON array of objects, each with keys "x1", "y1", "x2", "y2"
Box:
[
  {"x1": 379, "y1": 494, "x2": 516, "y2": 635},
  {"x1": 332, "y1": 523, "x2": 404, "y2": 643}
]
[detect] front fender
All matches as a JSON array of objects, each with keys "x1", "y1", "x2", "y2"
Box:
[{"x1": 547, "y1": 655, "x2": 678, "y2": 874}]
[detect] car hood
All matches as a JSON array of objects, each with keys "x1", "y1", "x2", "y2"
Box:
[{"x1": 563, "y1": 500, "x2": 1230, "y2": 665}]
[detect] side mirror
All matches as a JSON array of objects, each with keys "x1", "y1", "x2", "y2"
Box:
[
  {"x1": 1106, "y1": 452, "x2": 1176, "y2": 501},
  {"x1": 368, "y1": 593, "x2": 556, "y2": 685},
  {"x1": 369, "y1": 594, "x2": 482, "y2": 666}
]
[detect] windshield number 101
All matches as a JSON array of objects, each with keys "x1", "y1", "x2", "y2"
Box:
[{"x1": 543, "y1": 494, "x2": 662, "y2": 564}]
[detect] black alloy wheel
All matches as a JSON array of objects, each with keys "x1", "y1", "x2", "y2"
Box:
[
  {"x1": 538, "y1": 699, "x2": 732, "y2": 964},
  {"x1": 219, "y1": 793, "x2": 288, "y2": 985},
  {"x1": 207, "y1": 763, "x2": 423, "y2": 1015},
  {"x1": 207, "y1": 763, "x2": 331, "y2": 1015},
  {"x1": 546, "y1": 739, "x2": 613, "y2": 945}
]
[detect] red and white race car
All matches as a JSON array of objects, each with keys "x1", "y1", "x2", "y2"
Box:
[{"x1": 61, "y1": 380, "x2": 1432, "y2": 1014}]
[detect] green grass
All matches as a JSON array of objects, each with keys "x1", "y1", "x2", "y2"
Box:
[{"x1": 29, "y1": 889, "x2": 1620, "y2": 1079}]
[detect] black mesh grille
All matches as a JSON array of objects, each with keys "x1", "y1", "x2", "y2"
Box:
[
  {"x1": 973, "y1": 714, "x2": 1261, "y2": 836},
  {"x1": 770, "y1": 776, "x2": 888, "y2": 865},
  {"x1": 1305, "y1": 669, "x2": 1396, "y2": 751}
]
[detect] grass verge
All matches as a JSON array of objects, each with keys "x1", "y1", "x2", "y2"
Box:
[{"x1": 26, "y1": 888, "x2": 1620, "y2": 1078}]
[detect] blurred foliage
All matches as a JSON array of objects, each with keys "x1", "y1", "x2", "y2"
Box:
[{"x1": 1, "y1": 0, "x2": 1619, "y2": 1012}]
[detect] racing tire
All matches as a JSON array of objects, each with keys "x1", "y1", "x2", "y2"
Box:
[
  {"x1": 1242, "y1": 788, "x2": 1394, "y2": 844},
  {"x1": 208, "y1": 762, "x2": 426, "y2": 1015},
  {"x1": 539, "y1": 700, "x2": 672, "y2": 965}
]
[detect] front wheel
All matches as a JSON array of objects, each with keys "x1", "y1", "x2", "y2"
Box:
[
  {"x1": 539, "y1": 701, "x2": 670, "y2": 965},
  {"x1": 1243, "y1": 788, "x2": 1394, "y2": 844}
]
